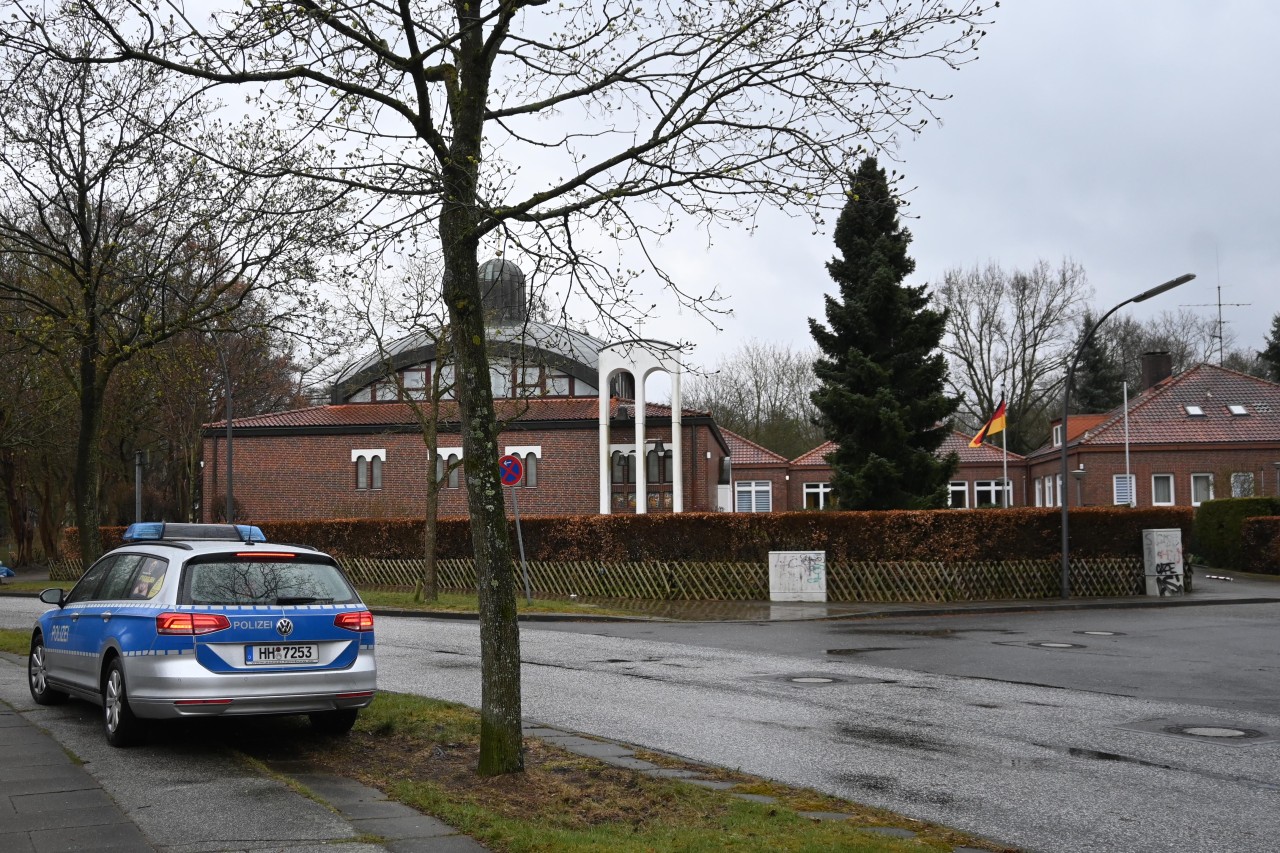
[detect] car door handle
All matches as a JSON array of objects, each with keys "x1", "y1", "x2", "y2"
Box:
[
  {"x1": 70, "y1": 613, "x2": 79, "y2": 622},
  {"x1": 101, "y1": 612, "x2": 113, "y2": 622}
]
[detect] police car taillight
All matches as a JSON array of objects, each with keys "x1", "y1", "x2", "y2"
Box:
[
  {"x1": 156, "y1": 613, "x2": 231, "y2": 635},
  {"x1": 334, "y1": 611, "x2": 374, "y2": 632}
]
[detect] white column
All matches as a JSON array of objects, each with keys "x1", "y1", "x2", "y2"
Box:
[
  {"x1": 634, "y1": 373, "x2": 647, "y2": 513},
  {"x1": 598, "y1": 383, "x2": 611, "y2": 514},
  {"x1": 671, "y1": 367, "x2": 683, "y2": 512}
]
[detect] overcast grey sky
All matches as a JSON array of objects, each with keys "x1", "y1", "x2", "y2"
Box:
[{"x1": 648, "y1": 0, "x2": 1279, "y2": 374}]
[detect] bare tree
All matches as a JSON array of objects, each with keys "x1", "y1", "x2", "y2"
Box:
[
  {"x1": 10, "y1": 0, "x2": 996, "y2": 774},
  {"x1": 683, "y1": 339, "x2": 823, "y2": 459},
  {"x1": 1105, "y1": 309, "x2": 1225, "y2": 389},
  {"x1": 938, "y1": 259, "x2": 1092, "y2": 454},
  {"x1": 0, "y1": 27, "x2": 349, "y2": 564}
]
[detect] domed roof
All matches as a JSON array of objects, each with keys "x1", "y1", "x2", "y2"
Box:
[
  {"x1": 330, "y1": 317, "x2": 609, "y2": 403},
  {"x1": 479, "y1": 258, "x2": 527, "y2": 323}
]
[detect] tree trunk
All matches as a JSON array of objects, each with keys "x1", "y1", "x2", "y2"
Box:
[
  {"x1": 74, "y1": 344, "x2": 106, "y2": 566},
  {"x1": 0, "y1": 450, "x2": 34, "y2": 565},
  {"x1": 416, "y1": 389, "x2": 441, "y2": 604}
]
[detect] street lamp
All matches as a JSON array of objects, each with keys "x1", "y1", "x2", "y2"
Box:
[{"x1": 1060, "y1": 273, "x2": 1195, "y2": 598}]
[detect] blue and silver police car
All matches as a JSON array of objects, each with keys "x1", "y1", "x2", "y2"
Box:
[{"x1": 28, "y1": 523, "x2": 376, "y2": 747}]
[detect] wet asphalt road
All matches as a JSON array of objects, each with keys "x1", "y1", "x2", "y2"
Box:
[{"x1": 3, "y1": 596, "x2": 1278, "y2": 852}]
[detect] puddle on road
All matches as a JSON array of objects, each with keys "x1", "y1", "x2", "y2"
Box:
[
  {"x1": 832, "y1": 627, "x2": 1023, "y2": 638},
  {"x1": 838, "y1": 724, "x2": 953, "y2": 754}
]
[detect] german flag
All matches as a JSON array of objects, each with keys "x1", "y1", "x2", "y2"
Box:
[{"x1": 968, "y1": 400, "x2": 1007, "y2": 448}]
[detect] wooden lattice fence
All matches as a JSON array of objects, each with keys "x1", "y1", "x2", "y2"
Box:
[{"x1": 49, "y1": 555, "x2": 1143, "y2": 601}]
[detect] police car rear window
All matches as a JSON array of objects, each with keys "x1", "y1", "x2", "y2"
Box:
[{"x1": 179, "y1": 559, "x2": 359, "y2": 606}]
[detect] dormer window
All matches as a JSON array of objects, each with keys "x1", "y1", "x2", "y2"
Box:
[
  {"x1": 1228, "y1": 404, "x2": 1249, "y2": 416},
  {"x1": 1184, "y1": 405, "x2": 1205, "y2": 417},
  {"x1": 1052, "y1": 424, "x2": 1063, "y2": 447}
]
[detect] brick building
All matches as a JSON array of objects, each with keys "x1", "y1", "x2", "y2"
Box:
[
  {"x1": 1025, "y1": 357, "x2": 1280, "y2": 509},
  {"x1": 202, "y1": 259, "x2": 734, "y2": 521}
]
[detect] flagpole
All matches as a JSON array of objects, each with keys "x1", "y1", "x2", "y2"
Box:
[{"x1": 1002, "y1": 424, "x2": 1009, "y2": 506}]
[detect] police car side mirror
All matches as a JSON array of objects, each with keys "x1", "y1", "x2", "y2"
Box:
[{"x1": 39, "y1": 588, "x2": 65, "y2": 607}]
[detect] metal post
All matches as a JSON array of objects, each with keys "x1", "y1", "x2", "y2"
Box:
[
  {"x1": 217, "y1": 344, "x2": 233, "y2": 523},
  {"x1": 510, "y1": 485, "x2": 532, "y2": 604},
  {"x1": 1060, "y1": 274, "x2": 1193, "y2": 598},
  {"x1": 134, "y1": 451, "x2": 144, "y2": 523}
]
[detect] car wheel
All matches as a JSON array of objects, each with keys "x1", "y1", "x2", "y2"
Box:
[
  {"x1": 28, "y1": 635, "x2": 68, "y2": 706},
  {"x1": 102, "y1": 658, "x2": 143, "y2": 747},
  {"x1": 309, "y1": 708, "x2": 359, "y2": 736}
]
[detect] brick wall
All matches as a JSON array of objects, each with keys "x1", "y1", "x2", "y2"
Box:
[
  {"x1": 1028, "y1": 445, "x2": 1280, "y2": 508},
  {"x1": 203, "y1": 421, "x2": 727, "y2": 521}
]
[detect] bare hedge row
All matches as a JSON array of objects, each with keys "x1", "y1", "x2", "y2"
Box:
[{"x1": 66, "y1": 506, "x2": 1195, "y2": 564}]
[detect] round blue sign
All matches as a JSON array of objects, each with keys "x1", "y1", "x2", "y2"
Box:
[{"x1": 498, "y1": 454, "x2": 524, "y2": 486}]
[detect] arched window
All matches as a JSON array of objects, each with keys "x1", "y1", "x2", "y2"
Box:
[
  {"x1": 355, "y1": 456, "x2": 368, "y2": 490},
  {"x1": 611, "y1": 450, "x2": 626, "y2": 484},
  {"x1": 435, "y1": 449, "x2": 463, "y2": 488},
  {"x1": 352, "y1": 449, "x2": 385, "y2": 491},
  {"x1": 370, "y1": 456, "x2": 383, "y2": 490},
  {"x1": 522, "y1": 452, "x2": 537, "y2": 488}
]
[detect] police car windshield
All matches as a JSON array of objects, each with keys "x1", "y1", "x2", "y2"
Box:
[{"x1": 180, "y1": 560, "x2": 359, "y2": 606}]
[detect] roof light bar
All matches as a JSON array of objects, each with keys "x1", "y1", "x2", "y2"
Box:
[{"x1": 122, "y1": 522, "x2": 268, "y2": 543}]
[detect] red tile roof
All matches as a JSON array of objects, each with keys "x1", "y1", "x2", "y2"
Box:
[
  {"x1": 940, "y1": 429, "x2": 1027, "y2": 464},
  {"x1": 720, "y1": 429, "x2": 788, "y2": 465},
  {"x1": 1026, "y1": 364, "x2": 1280, "y2": 458},
  {"x1": 211, "y1": 398, "x2": 697, "y2": 430},
  {"x1": 792, "y1": 432, "x2": 1026, "y2": 467},
  {"x1": 791, "y1": 440, "x2": 836, "y2": 466}
]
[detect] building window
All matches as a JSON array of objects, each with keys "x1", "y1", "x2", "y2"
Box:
[
  {"x1": 1056, "y1": 474, "x2": 1063, "y2": 507},
  {"x1": 1228, "y1": 404, "x2": 1249, "y2": 416},
  {"x1": 974, "y1": 480, "x2": 1009, "y2": 507},
  {"x1": 1152, "y1": 474, "x2": 1174, "y2": 506},
  {"x1": 1052, "y1": 424, "x2": 1063, "y2": 447},
  {"x1": 1231, "y1": 472, "x2": 1255, "y2": 498},
  {"x1": 734, "y1": 480, "x2": 772, "y2": 513},
  {"x1": 948, "y1": 481, "x2": 968, "y2": 509},
  {"x1": 646, "y1": 445, "x2": 674, "y2": 484},
  {"x1": 1184, "y1": 405, "x2": 1205, "y2": 417},
  {"x1": 1113, "y1": 474, "x2": 1135, "y2": 506},
  {"x1": 611, "y1": 450, "x2": 636, "y2": 484},
  {"x1": 1034, "y1": 478, "x2": 1043, "y2": 507},
  {"x1": 352, "y1": 449, "x2": 386, "y2": 491},
  {"x1": 804, "y1": 482, "x2": 833, "y2": 509},
  {"x1": 1191, "y1": 473, "x2": 1214, "y2": 506},
  {"x1": 435, "y1": 450, "x2": 463, "y2": 489},
  {"x1": 718, "y1": 457, "x2": 731, "y2": 486},
  {"x1": 505, "y1": 446, "x2": 542, "y2": 488}
]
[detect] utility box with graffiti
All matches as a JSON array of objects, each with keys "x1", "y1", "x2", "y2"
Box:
[
  {"x1": 768, "y1": 551, "x2": 826, "y2": 602},
  {"x1": 1142, "y1": 528, "x2": 1184, "y2": 597}
]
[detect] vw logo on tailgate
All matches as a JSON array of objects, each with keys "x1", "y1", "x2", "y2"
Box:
[{"x1": 275, "y1": 618, "x2": 294, "y2": 638}]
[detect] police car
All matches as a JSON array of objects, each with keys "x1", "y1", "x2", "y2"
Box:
[{"x1": 28, "y1": 523, "x2": 376, "y2": 747}]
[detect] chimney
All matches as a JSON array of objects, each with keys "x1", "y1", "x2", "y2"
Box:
[{"x1": 1141, "y1": 351, "x2": 1173, "y2": 390}]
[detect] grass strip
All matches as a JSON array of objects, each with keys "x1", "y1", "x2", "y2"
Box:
[
  {"x1": 0, "y1": 627, "x2": 30, "y2": 655},
  {"x1": 236, "y1": 692, "x2": 1011, "y2": 853}
]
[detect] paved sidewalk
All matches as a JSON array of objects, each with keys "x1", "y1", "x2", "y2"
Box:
[{"x1": 0, "y1": 704, "x2": 154, "y2": 853}]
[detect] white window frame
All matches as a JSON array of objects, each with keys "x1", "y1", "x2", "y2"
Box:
[
  {"x1": 1231, "y1": 472, "x2": 1255, "y2": 498},
  {"x1": 1112, "y1": 474, "x2": 1135, "y2": 506},
  {"x1": 804, "y1": 482, "x2": 833, "y2": 509},
  {"x1": 734, "y1": 480, "x2": 772, "y2": 513},
  {"x1": 434, "y1": 447, "x2": 464, "y2": 489},
  {"x1": 352, "y1": 449, "x2": 386, "y2": 491},
  {"x1": 1052, "y1": 424, "x2": 1063, "y2": 447},
  {"x1": 1034, "y1": 478, "x2": 1043, "y2": 507},
  {"x1": 973, "y1": 480, "x2": 1010, "y2": 508},
  {"x1": 1152, "y1": 474, "x2": 1174, "y2": 506},
  {"x1": 948, "y1": 481, "x2": 969, "y2": 509},
  {"x1": 505, "y1": 446, "x2": 542, "y2": 488},
  {"x1": 1191, "y1": 473, "x2": 1214, "y2": 507}
]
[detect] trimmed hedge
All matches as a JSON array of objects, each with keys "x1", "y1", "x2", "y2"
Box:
[
  {"x1": 63, "y1": 507, "x2": 1194, "y2": 564},
  {"x1": 1240, "y1": 516, "x2": 1280, "y2": 575},
  {"x1": 1192, "y1": 497, "x2": 1280, "y2": 570}
]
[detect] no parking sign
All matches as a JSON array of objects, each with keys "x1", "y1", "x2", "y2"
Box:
[{"x1": 498, "y1": 454, "x2": 524, "y2": 485}]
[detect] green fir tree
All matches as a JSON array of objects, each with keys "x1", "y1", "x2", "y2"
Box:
[
  {"x1": 809, "y1": 158, "x2": 958, "y2": 509},
  {"x1": 1072, "y1": 310, "x2": 1126, "y2": 412},
  {"x1": 1261, "y1": 313, "x2": 1280, "y2": 383}
]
